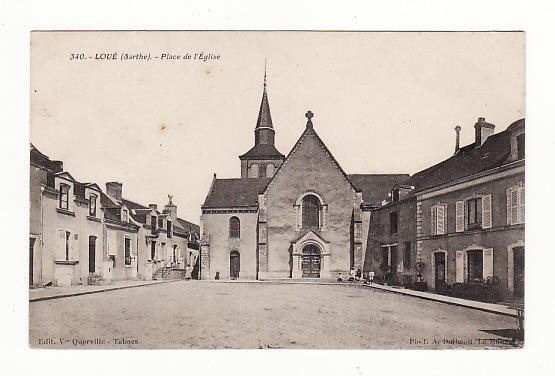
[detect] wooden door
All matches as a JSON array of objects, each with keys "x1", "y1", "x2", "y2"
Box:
[
  {"x1": 301, "y1": 244, "x2": 321, "y2": 278},
  {"x1": 89, "y1": 236, "x2": 96, "y2": 273},
  {"x1": 434, "y1": 252, "x2": 446, "y2": 291},
  {"x1": 514, "y1": 246, "x2": 524, "y2": 298},
  {"x1": 230, "y1": 251, "x2": 240, "y2": 279},
  {"x1": 29, "y1": 238, "x2": 36, "y2": 286}
]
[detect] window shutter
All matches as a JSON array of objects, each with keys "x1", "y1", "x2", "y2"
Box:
[
  {"x1": 456, "y1": 201, "x2": 465, "y2": 232},
  {"x1": 482, "y1": 194, "x2": 492, "y2": 229},
  {"x1": 430, "y1": 206, "x2": 436, "y2": 235},
  {"x1": 455, "y1": 250, "x2": 464, "y2": 282},
  {"x1": 506, "y1": 190, "x2": 512, "y2": 225},
  {"x1": 56, "y1": 230, "x2": 66, "y2": 261},
  {"x1": 437, "y1": 205, "x2": 446, "y2": 235},
  {"x1": 510, "y1": 189, "x2": 518, "y2": 225},
  {"x1": 107, "y1": 232, "x2": 117, "y2": 256},
  {"x1": 518, "y1": 186, "x2": 525, "y2": 224},
  {"x1": 69, "y1": 236, "x2": 76, "y2": 261},
  {"x1": 483, "y1": 248, "x2": 494, "y2": 279}
]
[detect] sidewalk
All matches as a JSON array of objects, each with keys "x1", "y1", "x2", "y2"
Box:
[
  {"x1": 210, "y1": 278, "x2": 520, "y2": 318},
  {"x1": 29, "y1": 279, "x2": 182, "y2": 302}
]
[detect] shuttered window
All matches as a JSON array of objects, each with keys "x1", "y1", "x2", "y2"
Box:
[
  {"x1": 507, "y1": 186, "x2": 525, "y2": 225},
  {"x1": 456, "y1": 201, "x2": 465, "y2": 232},
  {"x1": 124, "y1": 237, "x2": 132, "y2": 266},
  {"x1": 481, "y1": 194, "x2": 492, "y2": 229},
  {"x1": 431, "y1": 204, "x2": 446, "y2": 235}
]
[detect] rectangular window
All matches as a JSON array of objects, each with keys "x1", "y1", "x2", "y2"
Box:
[
  {"x1": 466, "y1": 198, "x2": 482, "y2": 229},
  {"x1": 167, "y1": 220, "x2": 172, "y2": 238},
  {"x1": 158, "y1": 218, "x2": 164, "y2": 228},
  {"x1": 151, "y1": 216, "x2": 157, "y2": 229},
  {"x1": 122, "y1": 209, "x2": 128, "y2": 223},
  {"x1": 124, "y1": 237, "x2": 131, "y2": 266},
  {"x1": 389, "y1": 212, "x2": 399, "y2": 235},
  {"x1": 89, "y1": 194, "x2": 97, "y2": 216},
  {"x1": 467, "y1": 250, "x2": 483, "y2": 281},
  {"x1": 59, "y1": 184, "x2": 70, "y2": 210}
]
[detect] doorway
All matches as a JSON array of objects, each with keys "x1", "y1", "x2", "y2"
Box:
[
  {"x1": 230, "y1": 251, "x2": 240, "y2": 279},
  {"x1": 301, "y1": 244, "x2": 321, "y2": 278},
  {"x1": 513, "y1": 246, "x2": 524, "y2": 298},
  {"x1": 29, "y1": 237, "x2": 36, "y2": 286},
  {"x1": 89, "y1": 236, "x2": 96, "y2": 273},
  {"x1": 434, "y1": 252, "x2": 446, "y2": 291}
]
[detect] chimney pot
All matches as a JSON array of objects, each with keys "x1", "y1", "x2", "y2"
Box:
[{"x1": 454, "y1": 126, "x2": 461, "y2": 154}]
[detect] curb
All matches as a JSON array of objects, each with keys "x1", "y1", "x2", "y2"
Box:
[
  {"x1": 364, "y1": 283, "x2": 519, "y2": 318},
  {"x1": 201, "y1": 279, "x2": 519, "y2": 318},
  {"x1": 29, "y1": 279, "x2": 183, "y2": 303}
]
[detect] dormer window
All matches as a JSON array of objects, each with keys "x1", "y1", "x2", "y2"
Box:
[
  {"x1": 517, "y1": 133, "x2": 525, "y2": 159},
  {"x1": 151, "y1": 215, "x2": 157, "y2": 229},
  {"x1": 392, "y1": 188, "x2": 400, "y2": 202},
  {"x1": 59, "y1": 183, "x2": 70, "y2": 210},
  {"x1": 89, "y1": 194, "x2": 97, "y2": 216},
  {"x1": 122, "y1": 208, "x2": 129, "y2": 223},
  {"x1": 167, "y1": 220, "x2": 172, "y2": 238}
]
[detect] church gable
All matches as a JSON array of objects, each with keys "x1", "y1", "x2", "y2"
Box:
[{"x1": 265, "y1": 114, "x2": 357, "y2": 198}]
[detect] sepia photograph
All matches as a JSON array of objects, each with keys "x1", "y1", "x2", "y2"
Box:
[{"x1": 29, "y1": 31, "x2": 525, "y2": 350}]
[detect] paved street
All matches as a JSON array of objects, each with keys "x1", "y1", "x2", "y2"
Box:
[{"x1": 29, "y1": 281, "x2": 521, "y2": 349}]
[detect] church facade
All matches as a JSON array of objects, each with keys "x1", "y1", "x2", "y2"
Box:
[{"x1": 200, "y1": 81, "x2": 408, "y2": 280}]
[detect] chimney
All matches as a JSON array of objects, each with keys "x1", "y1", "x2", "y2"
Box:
[
  {"x1": 149, "y1": 204, "x2": 158, "y2": 211},
  {"x1": 105, "y1": 182, "x2": 123, "y2": 202},
  {"x1": 454, "y1": 125, "x2": 461, "y2": 154},
  {"x1": 474, "y1": 117, "x2": 495, "y2": 147},
  {"x1": 164, "y1": 194, "x2": 177, "y2": 220}
]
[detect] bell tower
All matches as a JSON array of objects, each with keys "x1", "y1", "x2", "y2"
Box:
[{"x1": 239, "y1": 65, "x2": 285, "y2": 178}]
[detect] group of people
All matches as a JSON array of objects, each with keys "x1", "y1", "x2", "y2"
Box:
[{"x1": 337, "y1": 268, "x2": 375, "y2": 284}]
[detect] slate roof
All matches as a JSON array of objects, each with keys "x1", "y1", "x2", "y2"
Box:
[
  {"x1": 176, "y1": 218, "x2": 200, "y2": 234},
  {"x1": 202, "y1": 177, "x2": 271, "y2": 209},
  {"x1": 239, "y1": 144, "x2": 285, "y2": 159},
  {"x1": 256, "y1": 86, "x2": 273, "y2": 129},
  {"x1": 348, "y1": 174, "x2": 411, "y2": 204},
  {"x1": 405, "y1": 118, "x2": 524, "y2": 192}
]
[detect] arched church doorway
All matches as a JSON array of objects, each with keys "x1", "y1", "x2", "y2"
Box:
[
  {"x1": 230, "y1": 251, "x2": 240, "y2": 279},
  {"x1": 301, "y1": 244, "x2": 321, "y2": 278}
]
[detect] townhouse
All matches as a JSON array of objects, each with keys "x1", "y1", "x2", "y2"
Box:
[{"x1": 29, "y1": 144, "x2": 200, "y2": 287}]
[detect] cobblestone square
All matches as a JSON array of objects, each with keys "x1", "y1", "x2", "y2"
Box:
[{"x1": 29, "y1": 281, "x2": 520, "y2": 349}]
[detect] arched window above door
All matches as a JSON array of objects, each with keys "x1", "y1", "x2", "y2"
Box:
[
  {"x1": 229, "y1": 217, "x2": 240, "y2": 239},
  {"x1": 302, "y1": 195, "x2": 320, "y2": 229}
]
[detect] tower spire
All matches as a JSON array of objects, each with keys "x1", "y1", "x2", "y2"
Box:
[{"x1": 263, "y1": 59, "x2": 267, "y2": 93}]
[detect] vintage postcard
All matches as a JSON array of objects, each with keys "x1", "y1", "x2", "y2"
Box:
[{"x1": 29, "y1": 31, "x2": 525, "y2": 349}]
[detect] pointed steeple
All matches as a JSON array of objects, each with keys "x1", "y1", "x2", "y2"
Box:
[
  {"x1": 239, "y1": 65, "x2": 285, "y2": 178},
  {"x1": 256, "y1": 62, "x2": 273, "y2": 131}
]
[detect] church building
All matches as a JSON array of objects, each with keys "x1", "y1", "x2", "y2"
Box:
[{"x1": 200, "y1": 78, "x2": 409, "y2": 280}]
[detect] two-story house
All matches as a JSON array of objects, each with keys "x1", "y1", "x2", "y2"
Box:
[
  {"x1": 364, "y1": 184, "x2": 417, "y2": 285},
  {"x1": 407, "y1": 118, "x2": 524, "y2": 298}
]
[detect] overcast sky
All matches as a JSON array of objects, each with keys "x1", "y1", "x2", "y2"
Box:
[{"x1": 30, "y1": 31, "x2": 525, "y2": 223}]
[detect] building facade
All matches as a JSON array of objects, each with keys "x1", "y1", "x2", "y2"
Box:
[
  {"x1": 30, "y1": 144, "x2": 200, "y2": 287},
  {"x1": 200, "y1": 82, "x2": 408, "y2": 280}
]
